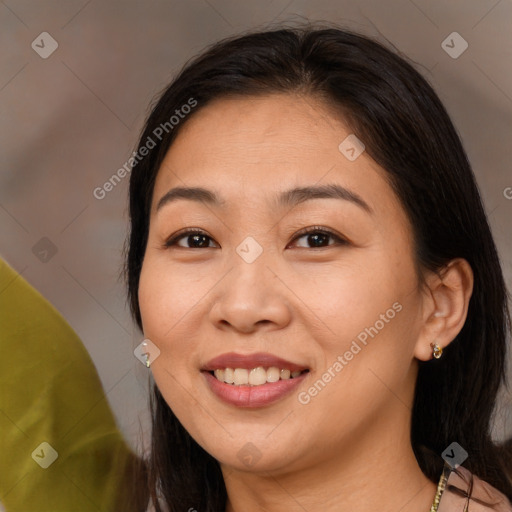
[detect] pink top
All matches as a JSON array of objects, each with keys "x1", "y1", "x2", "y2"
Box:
[{"x1": 438, "y1": 466, "x2": 512, "y2": 512}]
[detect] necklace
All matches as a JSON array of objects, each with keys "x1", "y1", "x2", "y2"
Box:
[{"x1": 430, "y1": 464, "x2": 452, "y2": 512}]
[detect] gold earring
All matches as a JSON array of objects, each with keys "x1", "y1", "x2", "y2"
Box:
[{"x1": 430, "y1": 342, "x2": 443, "y2": 359}]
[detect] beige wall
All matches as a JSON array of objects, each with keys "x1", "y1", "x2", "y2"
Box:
[{"x1": 1, "y1": 0, "x2": 511, "y2": 449}]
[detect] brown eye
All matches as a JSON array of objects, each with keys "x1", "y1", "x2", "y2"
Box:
[
  {"x1": 165, "y1": 229, "x2": 218, "y2": 249},
  {"x1": 290, "y1": 227, "x2": 348, "y2": 249}
]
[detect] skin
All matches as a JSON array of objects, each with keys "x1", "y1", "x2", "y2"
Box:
[{"x1": 138, "y1": 93, "x2": 474, "y2": 512}]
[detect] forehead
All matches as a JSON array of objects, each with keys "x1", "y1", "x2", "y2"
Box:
[
  {"x1": 151, "y1": 93, "x2": 402, "y2": 219},
  {"x1": 162, "y1": 93, "x2": 346, "y2": 164}
]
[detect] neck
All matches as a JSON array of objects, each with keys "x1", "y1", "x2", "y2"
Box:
[{"x1": 222, "y1": 401, "x2": 437, "y2": 512}]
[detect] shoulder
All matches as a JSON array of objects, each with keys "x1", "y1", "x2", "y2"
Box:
[
  {"x1": 0, "y1": 257, "x2": 137, "y2": 511},
  {"x1": 438, "y1": 466, "x2": 512, "y2": 512}
]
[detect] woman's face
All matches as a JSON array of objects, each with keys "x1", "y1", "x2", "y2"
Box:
[{"x1": 138, "y1": 93, "x2": 430, "y2": 473}]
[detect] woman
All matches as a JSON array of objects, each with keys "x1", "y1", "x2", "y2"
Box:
[{"x1": 125, "y1": 23, "x2": 512, "y2": 511}]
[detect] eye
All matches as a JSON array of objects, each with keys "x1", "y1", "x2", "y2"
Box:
[
  {"x1": 164, "y1": 226, "x2": 348, "y2": 250},
  {"x1": 289, "y1": 226, "x2": 348, "y2": 249},
  {"x1": 164, "y1": 229, "x2": 218, "y2": 249}
]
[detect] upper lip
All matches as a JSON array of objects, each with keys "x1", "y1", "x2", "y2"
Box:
[{"x1": 202, "y1": 352, "x2": 309, "y2": 372}]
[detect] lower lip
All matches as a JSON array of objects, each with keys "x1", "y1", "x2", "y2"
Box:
[{"x1": 202, "y1": 371, "x2": 307, "y2": 408}]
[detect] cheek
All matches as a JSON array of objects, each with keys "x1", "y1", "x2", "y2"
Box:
[
  {"x1": 137, "y1": 257, "x2": 198, "y2": 387},
  {"x1": 138, "y1": 260, "x2": 174, "y2": 338},
  {"x1": 298, "y1": 246, "x2": 421, "y2": 393},
  {"x1": 138, "y1": 258, "x2": 203, "y2": 413},
  {"x1": 295, "y1": 255, "x2": 407, "y2": 342},
  {"x1": 138, "y1": 255, "x2": 206, "y2": 339}
]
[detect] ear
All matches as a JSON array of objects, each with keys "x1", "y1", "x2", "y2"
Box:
[{"x1": 414, "y1": 258, "x2": 474, "y2": 361}]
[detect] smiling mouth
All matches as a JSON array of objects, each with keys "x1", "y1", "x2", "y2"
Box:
[{"x1": 208, "y1": 367, "x2": 310, "y2": 386}]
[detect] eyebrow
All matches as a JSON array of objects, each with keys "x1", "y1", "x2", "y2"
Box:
[{"x1": 156, "y1": 184, "x2": 372, "y2": 214}]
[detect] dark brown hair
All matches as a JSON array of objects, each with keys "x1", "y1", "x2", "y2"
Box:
[{"x1": 125, "y1": 22, "x2": 512, "y2": 510}]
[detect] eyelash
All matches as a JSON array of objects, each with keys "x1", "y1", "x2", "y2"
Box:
[{"x1": 164, "y1": 226, "x2": 348, "y2": 250}]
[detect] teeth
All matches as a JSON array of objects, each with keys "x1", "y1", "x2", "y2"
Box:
[
  {"x1": 233, "y1": 368, "x2": 249, "y2": 385},
  {"x1": 224, "y1": 368, "x2": 234, "y2": 384},
  {"x1": 266, "y1": 367, "x2": 280, "y2": 383},
  {"x1": 249, "y1": 367, "x2": 267, "y2": 386},
  {"x1": 212, "y1": 366, "x2": 306, "y2": 386}
]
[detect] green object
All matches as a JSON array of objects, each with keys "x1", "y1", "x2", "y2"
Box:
[{"x1": 0, "y1": 258, "x2": 139, "y2": 511}]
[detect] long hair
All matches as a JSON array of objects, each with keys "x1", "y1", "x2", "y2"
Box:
[{"x1": 125, "y1": 22, "x2": 512, "y2": 510}]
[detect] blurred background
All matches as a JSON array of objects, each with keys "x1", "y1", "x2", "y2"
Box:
[{"x1": 0, "y1": 0, "x2": 511, "y2": 451}]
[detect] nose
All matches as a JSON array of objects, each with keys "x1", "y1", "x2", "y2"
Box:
[{"x1": 208, "y1": 251, "x2": 292, "y2": 334}]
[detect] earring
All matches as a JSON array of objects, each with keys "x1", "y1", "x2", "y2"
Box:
[
  {"x1": 142, "y1": 341, "x2": 151, "y2": 368},
  {"x1": 430, "y1": 342, "x2": 443, "y2": 359}
]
